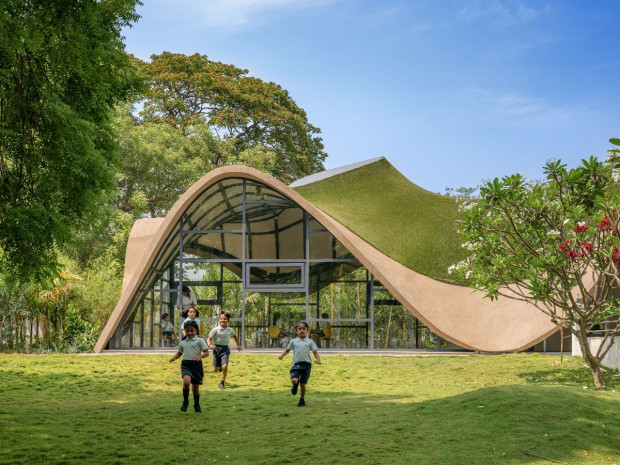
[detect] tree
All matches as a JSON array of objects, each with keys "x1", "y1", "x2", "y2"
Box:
[
  {"x1": 0, "y1": 0, "x2": 141, "y2": 283},
  {"x1": 451, "y1": 154, "x2": 620, "y2": 387},
  {"x1": 137, "y1": 52, "x2": 326, "y2": 183},
  {"x1": 113, "y1": 105, "x2": 276, "y2": 217}
]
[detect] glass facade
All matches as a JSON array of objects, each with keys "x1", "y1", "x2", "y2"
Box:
[{"x1": 108, "y1": 179, "x2": 442, "y2": 350}]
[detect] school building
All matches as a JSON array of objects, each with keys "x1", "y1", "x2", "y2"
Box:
[{"x1": 94, "y1": 158, "x2": 569, "y2": 353}]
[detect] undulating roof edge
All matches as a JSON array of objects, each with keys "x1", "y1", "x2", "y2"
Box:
[
  {"x1": 289, "y1": 157, "x2": 385, "y2": 187},
  {"x1": 94, "y1": 165, "x2": 559, "y2": 354}
]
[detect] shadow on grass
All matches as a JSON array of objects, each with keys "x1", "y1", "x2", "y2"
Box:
[
  {"x1": 0, "y1": 369, "x2": 618, "y2": 465},
  {"x1": 517, "y1": 361, "x2": 620, "y2": 388}
]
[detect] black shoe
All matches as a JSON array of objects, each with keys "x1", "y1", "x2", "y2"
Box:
[
  {"x1": 297, "y1": 398, "x2": 305, "y2": 407},
  {"x1": 194, "y1": 404, "x2": 202, "y2": 413},
  {"x1": 291, "y1": 382, "x2": 298, "y2": 395},
  {"x1": 219, "y1": 381, "x2": 225, "y2": 390},
  {"x1": 180, "y1": 402, "x2": 188, "y2": 412}
]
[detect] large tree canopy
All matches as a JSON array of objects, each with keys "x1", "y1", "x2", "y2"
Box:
[
  {"x1": 0, "y1": 0, "x2": 141, "y2": 282},
  {"x1": 137, "y1": 52, "x2": 326, "y2": 183},
  {"x1": 451, "y1": 155, "x2": 620, "y2": 387}
]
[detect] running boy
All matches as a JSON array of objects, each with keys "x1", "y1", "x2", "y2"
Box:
[
  {"x1": 169, "y1": 321, "x2": 209, "y2": 412},
  {"x1": 207, "y1": 311, "x2": 241, "y2": 390},
  {"x1": 279, "y1": 320, "x2": 321, "y2": 407}
]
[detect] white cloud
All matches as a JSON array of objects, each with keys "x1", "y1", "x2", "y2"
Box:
[
  {"x1": 165, "y1": 0, "x2": 334, "y2": 30},
  {"x1": 434, "y1": 86, "x2": 591, "y2": 128},
  {"x1": 458, "y1": 0, "x2": 552, "y2": 26}
]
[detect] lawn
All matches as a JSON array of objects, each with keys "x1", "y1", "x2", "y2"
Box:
[{"x1": 0, "y1": 353, "x2": 618, "y2": 465}]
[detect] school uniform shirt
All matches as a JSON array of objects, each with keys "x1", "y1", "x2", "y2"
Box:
[
  {"x1": 287, "y1": 337, "x2": 318, "y2": 364},
  {"x1": 208, "y1": 325, "x2": 235, "y2": 345},
  {"x1": 161, "y1": 321, "x2": 173, "y2": 332},
  {"x1": 178, "y1": 335, "x2": 208, "y2": 361},
  {"x1": 182, "y1": 317, "x2": 201, "y2": 330}
]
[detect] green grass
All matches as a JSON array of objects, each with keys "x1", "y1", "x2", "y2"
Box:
[
  {"x1": 0, "y1": 353, "x2": 618, "y2": 464},
  {"x1": 293, "y1": 158, "x2": 467, "y2": 284}
]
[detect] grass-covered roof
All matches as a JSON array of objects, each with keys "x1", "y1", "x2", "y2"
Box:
[{"x1": 293, "y1": 158, "x2": 467, "y2": 284}]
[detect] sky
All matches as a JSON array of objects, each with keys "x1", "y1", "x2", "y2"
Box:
[{"x1": 122, "y1": 0, "x2": 620, "y2": 193}]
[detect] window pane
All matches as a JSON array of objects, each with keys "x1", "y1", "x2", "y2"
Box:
[
  {"x1": 246, "y1": 203, "x2": 304, "y2": 259},
  {"x1": 245, "y1": 180, "x2": 289, "y2": 201},
  {"x1": 184, "y1": 232, "x2": 243, "y2": 260},
  {"x1": 248, "y1": 265, "x2": 303, "y2": 286},
  {"x1": 185, "y1": 179, "x2": 244, "y2": 230},
  {"x1": 309, "y1": 231, "x2": 354, "y2": 259}
]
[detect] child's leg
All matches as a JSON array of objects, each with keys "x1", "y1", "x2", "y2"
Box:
[
  {"x1": 181, "y1": 375, "x2": 191, "y2": 411},
  {"x1": 191, "y1": 383, "x2": 201, "y2": 412},
  {"x1": 300, "y1": 383, "x2": 307, "y2": 398},
  {"x1": 221, "y1": 363, "x2": 228, "y2": 382}
]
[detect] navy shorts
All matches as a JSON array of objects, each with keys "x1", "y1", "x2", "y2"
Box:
[
  {"x1": 290, "y1": 361, "x2": 312, "y2": 384},
  {"x1": 181, "y1": 360, "x2": 204, "y2": 385},
  {"x1": 212, "y1": 345, "x2": 231, "y2": 368}
]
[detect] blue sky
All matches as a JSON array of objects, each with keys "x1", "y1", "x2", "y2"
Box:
[{"x1": 123, "y1": 0, "x2": 620, "y2": 193}]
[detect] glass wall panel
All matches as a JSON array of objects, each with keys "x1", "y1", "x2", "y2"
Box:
[
  {"x1": 244, "y1": 292, "x2": 306, "y2": 348},
  {"x1": 184, "y1": 232, "x2": 243, "y2": 260},
  {"x1": 309, "y1": 231, "x2": 353, "y2": 259},
  {"x1": 185, "y1": 179, "x2": 244, "y2": 231},
  {"x1": 245, "y1": 203, "x2": 304, "y2": 259},
  {"x1": 325, "y1": 324, "x2": 369, "y2": 349},
  {"x1": 248, "y1": 265, "x2": 303, "y2": 286}
]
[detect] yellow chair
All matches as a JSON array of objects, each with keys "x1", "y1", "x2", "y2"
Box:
[
  {"x1": 268, "y1": 325, "x2": 281, "y2": 347},
  {"x1": 319, "y1": 325, "x2": 332, "y2": 348}
]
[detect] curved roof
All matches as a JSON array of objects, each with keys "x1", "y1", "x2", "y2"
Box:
[
  {"x1": 95, "y1": 163, "x2": 558, "y2": 353},
  {"x1": 293, "y1": 158, "x2": 468, "y2": 283}
]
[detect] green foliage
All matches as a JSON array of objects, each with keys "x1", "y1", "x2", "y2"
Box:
[
  {"x1": 113, "y1": 105, "x2": 276, "y2": 217},
  {"x1": 67, "y1": 255, "x2": 123, "y2": 331},
  {"x1": 0, "y1": 280, "x2": 39, "y2": 351},
  {"x1": 0, "y1": 0, "x2": 141, "y2": 283},
  {"x1": 0, "y1": 354, "x2": 617, "y2": 464},
  {"x1": 451, "y1": 155, "x2": 620, "y2": 386},
  {"x1": 137, "y1": 52, "x2": 326, "y2": 183}
]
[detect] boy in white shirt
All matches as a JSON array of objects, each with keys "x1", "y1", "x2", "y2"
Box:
[
  {"x1": 207, "y1": 311, "x2": 241, "y2": 390},
  {"x1": 279, "y1": 320, "x2": 321, "y2": 407}
]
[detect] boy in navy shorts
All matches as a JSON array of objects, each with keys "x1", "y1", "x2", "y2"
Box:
[
  {"x1": 207, "y1": 311, "x2": 241, "y2": 390},
  {"x1": 279, "y1": 320, "x2": 321, "y2": 407}
]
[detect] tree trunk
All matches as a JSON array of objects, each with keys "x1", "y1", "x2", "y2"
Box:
[{"x1": 576, "y1": 324, "x2": 605, "y2": 387}]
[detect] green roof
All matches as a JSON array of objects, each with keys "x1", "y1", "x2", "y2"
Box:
[{"x1": 293, "y1": 158, "x2": 467, "y2": 284}]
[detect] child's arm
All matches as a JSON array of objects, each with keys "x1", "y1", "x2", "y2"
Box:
[
  {"x1": 233, "y1": 334, "x2": 241, "y2": 351},
  {"x1": 207, "y1": 335, "x2": 215, "y2": 349},
  {"x1": 193, "y1": 348, "x2": 209, "y2": 361},
  {"x1": 313, "y1": 350, "x2": 321, "y2": 364},
  {"x1": 278, "y1": 348, "x2": 290, "y2": 360},
  {"x1": 169, "y1": 352, "x2": 181, "y2": 363}
]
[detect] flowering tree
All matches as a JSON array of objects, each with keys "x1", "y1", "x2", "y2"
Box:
[{"x1": 451, "y1": 153, "x2": 620, "y2": 387}]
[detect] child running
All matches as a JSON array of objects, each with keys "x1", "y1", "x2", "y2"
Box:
[
  {"x1": 169, "y1": 321, "x2": 209, "y2": 412},
  {"x1": 181, "y1": 305, "x2": 200, "y2": 340},
  {"x1": 279, "y1": 320, "x2": 321, "y2": 407},
  {"x1": 207, "y1": 311, "x2": 241, "y2": 390}
]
